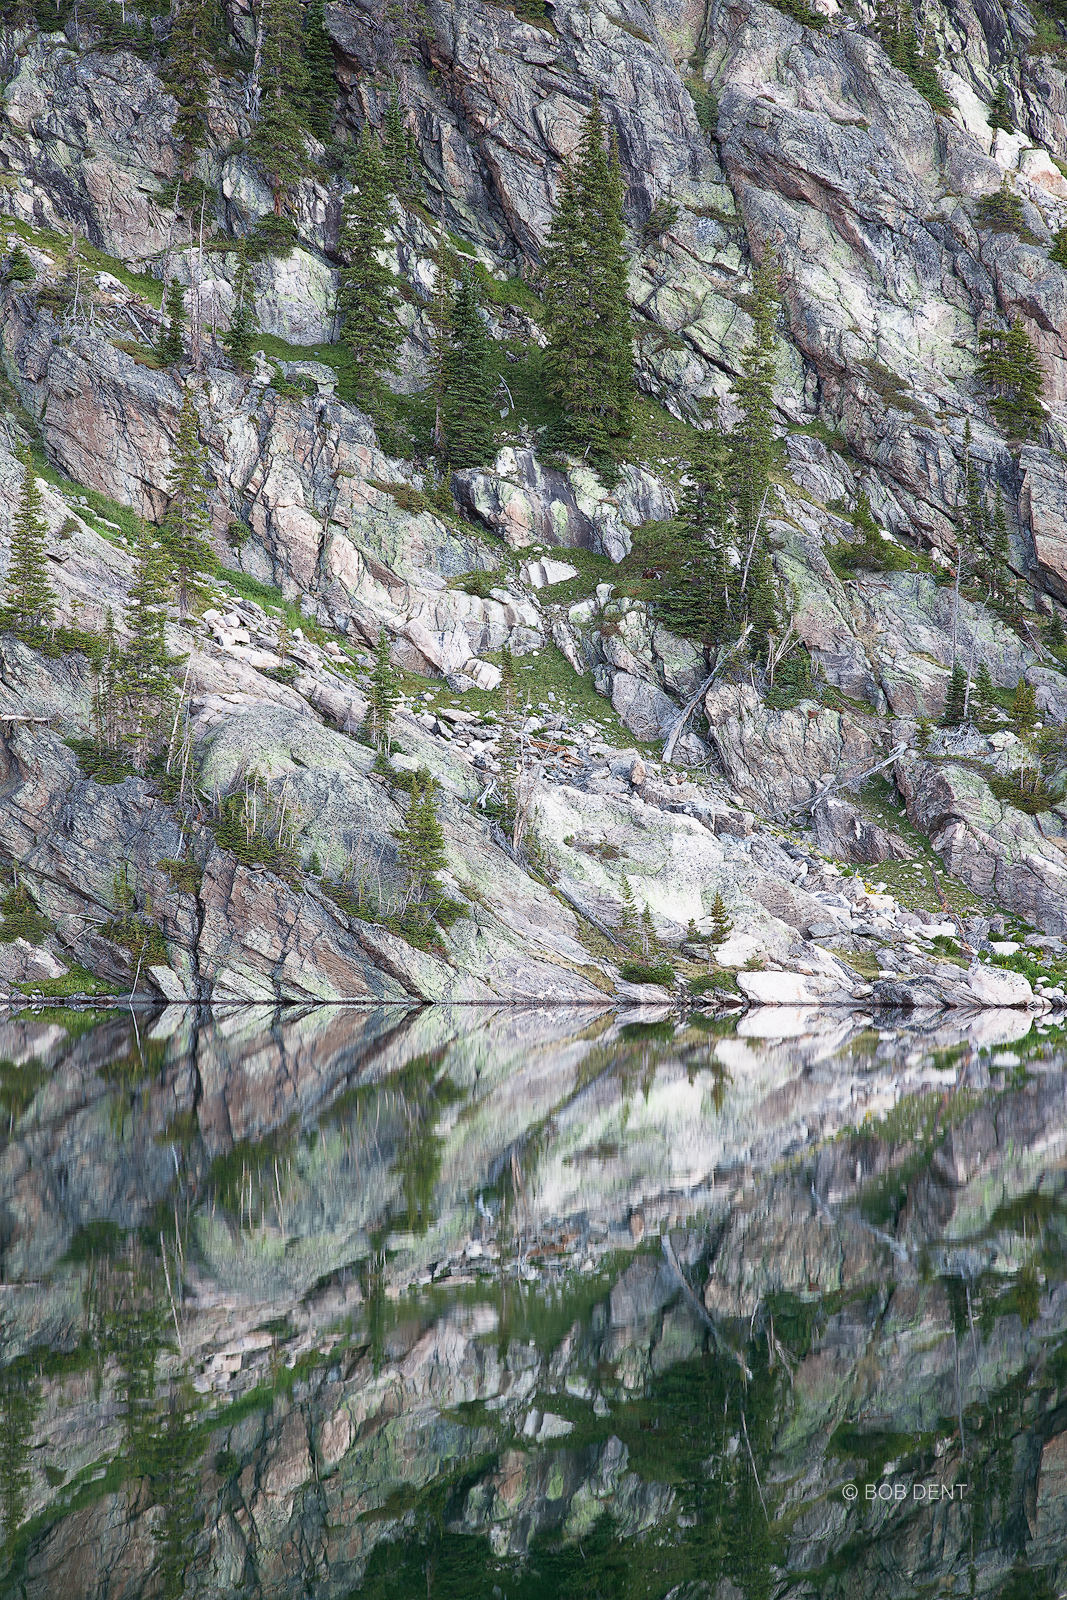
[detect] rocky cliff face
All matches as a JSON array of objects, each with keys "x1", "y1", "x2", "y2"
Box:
[{"x1": 0, "y1": 0, "x2": 1066, "y2": 1002}]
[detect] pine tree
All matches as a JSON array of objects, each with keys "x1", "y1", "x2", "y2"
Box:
[
  {"x1": 640, "y1": 903, "x2": 659, "y2": 961},
  {"x1": 1047, "y1": 606, "x2": 1066, "y2": 657},
  {"x1": 987, "y1": 78, "x2": 1013, "y2": 133},
  {"x1": 496, "y1": 644, "x2": 519, "y2": 815},
  {"x1": 163, "y1": 386, "x2": 214, "y2": 619},
  {"x1": 942, "y1": 662, "x2": 968, "y2": 726},
  {"x1": 660, "y1": 403, "x2": 732, "y2": 646},
  {"x1": 251, "y1": 0, "x2": 310, "y2": 215},
  {"x1": 367, "y1": 625, "x2": 399, "y2": 752},
  {"x1": 1010, "y1": 678, "x2": 1037, "y2": 735},
  {"x1": 394, "y1": 775, "x2": 448, "y2": 920},
  {"x1": 1051, "y1": 227, "x2": 1067, "y2": 268},
  {"x1": 166, "y1": 0, "x2": 214, "y2": 169},
  {"x1": 709, "y1": 890, "x2": 733, "y2": 946},
  {"x1": 978, "y1": 317, "x2": 1045, "y2": 438},
  {"x1": 542, "y1": 93, "x2": 634, "y2": 473},
  {"x1": 123, "y1": 520, "x2": 174, "y2": 767},
  {"x1": 730, "y1": 254, "x2": 781, "y2": 650},
  {"x1": 92, "y1": 606, "x2": 122, "y2": 754},
  {"x1": 442, "y1": 267, "x2": 496, "y2": 469},
  {"x1": 2, "y1": 449, "x2": 55, "y2": 641},
  {"x1": 381, "y1": 84, "x2": 419, "y2": 197},
  {"x1": 990, "y1": 486, "x2": 1012, "y2": 596},
  {"x1": 224, "y1": 239, "x2": 259, "y2": 369},
  {"x1": 157, "y1": 279, "x2": 186, "y2": 366},
  {"x1": 618, "y1": 876, "x2": 638, "y2": 946},
  {"x1": 301, "y1": 0, "x2": 337, "y2": 143},
  {"x1": 338, "y1": 127, "x2": 400, "y2": 401},
  {"x1": 3, "y1": 245, "x2": 34, "y2": 285}
]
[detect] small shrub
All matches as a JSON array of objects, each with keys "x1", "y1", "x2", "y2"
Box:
[
  {"x1": 3, "y1": 245, "x2": 35, "y2": 285},
  {"x1": 158, "y1": 857, "x2": 203, "y2": 895},
  {"x1": 0, "y1": 884, "x2": 51, "y2": 944},
  {"x1": 641, "y1": 199, "x2": 679, "y2": 247},
  {"x1": 976, "y1": 181, "x2": 1036, "y2": 240},
  {"x1": 619, "y1": 959, "x2": 675, "y2": 985}
]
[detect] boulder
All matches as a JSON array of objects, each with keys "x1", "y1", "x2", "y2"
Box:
[
  {"x1": 811, "y1": 796, "x2": 910, "y2": 865},
  {"x1": 967, "y1": 964, "x2": 1035, "y2": 1008},
  {"x1": 736, "y1": 971, "x2": 855, "y2": 1005}
]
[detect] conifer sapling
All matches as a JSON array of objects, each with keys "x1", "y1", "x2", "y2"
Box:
[{"x1": 163, "y1": 386, "x2": 215, "y2": 619}]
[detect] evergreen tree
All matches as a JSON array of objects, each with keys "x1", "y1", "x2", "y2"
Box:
[
  {"x1": 381, "y1": 84, "x2": 419, "y2": 197},
  {"x1": 942, "y1": 662, "x2": 968, "y2": 726},
  {"x1": 2, "y1": 244, "x2": 34, "y2": 285},
  {"x1": 1047, "y1": 606, "x2": 1066, "y2": 657},
  {"x1": 302, "y1": 0, "x2": 337, "y2": 143},
  {"x1": 960, "y1": 418, "x2": 985, "y2": 562},
  {"x1": 1010, "y1": 678, "x2": 1037, "y2": 735},
  {"x1": 251, "y1": 0, "x2": 310, "y2": 215},
  {"x1": 367, "y1": 625, "x2": 399, "y2": 752},
  {"x1": 123, "y1": 520, "x2": 174, "y2": 767},
  {"x1": 1051, "y1": 226, "x2": 1067, "y2": 268},
  {"x1": 496, "y1": 644, "x2": 520, "y2": 815},
  {"x1": 709, "y1": 890, "x2": 733, "y2": 946},
  {"x1": 157, "y1": 279, "x2": 186, "y2": 366},
  {"x1": 730, "y1": 254, "x2": 781, "y2": 649},
  {"x1": 163, "y1": 386, "x2": 214, "y2": 619},
  {"x1": 659, "y1": 403, "x2": 732, "y2": 646},
  {"x1": 542, "y1": 93, "x2": 634, "y2": 473},
  {"x1": 618, "y1": 876, "x2": 639, "y2": 946},
  {"x1": 987, "y1": 78, "x2": 1013, "y2": 133},
  {"x1": 394, "y1": 775, "x2": 448, "y2": 920},
  {"x1": 338, "y1": 127, "x2": 400, "y2": 400},
  {"x1": 2, "y1": 449, "x2": 55, "y2": 640},
  {"x1": 640, "y1": 903, "x2": 659, "y2": 961},
  {"x1": 442, "y1": 267, "x2": 496, "y2": 469},
  {"x1": 92, "y1": 606, "x2": 122, "y2": 754},
  {"x1": 166, "y1": 0, "x2": 214, "y2": 169},
  {"x1": 978, "y1": 317, "x2": 1045, "y2": 438},
  {"x1": 223, "y1": 239, "x2": 259, "y2": 369},
  {"x1": 990, "y1": 486, "x2": 1012, "y2": 596}
]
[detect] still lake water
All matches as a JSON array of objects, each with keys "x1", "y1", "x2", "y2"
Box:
[{"x1": 1, "y1": 1001, "x2": 1066, "y2": 1600}]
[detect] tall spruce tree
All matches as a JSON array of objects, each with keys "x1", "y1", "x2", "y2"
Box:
[
  {"x1": 394, "y1": 775, "x2": 447, "y2": 921},
  {"x1": 729, "y1": 254, "x2": 781, "y2": 649},
  {"x1": 442, "y1": 267, "x2": 495, "y2": 469},
  {"x1": 166, "y1": 0, "x2": 214, "y2": 170},
  {"x1": 542, "y1": 93, "x2": 633, "y2": 473},
  {"x1": 660, "y1": 403, "x2": 732, "y2": 647},
  {"x1": 381, "y1": 84, "x2": 419, "y2": 197},
  {"x1": 367, "y1": 626, "x2": 399, "y2": 752},
  {"x1": 123, "y1": 520, "x2": 174, "y2": 767},
  {"x1": 2, "y1": 450, "x2": 55, "y2": 640},
  {"x1": 990, "y1": 486, "x2": 1012, "y2": 596},
  {"x1": 163, "y1": 386, "x2": 214, "y2": 619},
  {"x1": 301, "y1": 0, "x2": 337, "y2": 143},
  {"x1": 339, "y1": 127, "x2": 400, "y2": 400},
  {"x1": 942, "y1": 662, "x2": 968, "y2": 726},
  {"x1": 224, "y1": 238, "x2": 258, "y2": 369},
  {"x1": 157, "y1": 279, "x2": 187, "y2": 366},
  {"x1": 251, "y1": 0, "x2": 310, "y2": 215}
]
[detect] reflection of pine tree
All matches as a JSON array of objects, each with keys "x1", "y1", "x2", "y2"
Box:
[
  {"x1": 0, "y1": 1365, "x2": 39, "y2": 1556},
  {"x1": 2, "y1": 449, "x2": 55, "y2": 641}
]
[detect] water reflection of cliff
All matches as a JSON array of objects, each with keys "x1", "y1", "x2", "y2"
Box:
[{"x1": 0, "y1": 1003, "x2": 1065, "y2": 1599}]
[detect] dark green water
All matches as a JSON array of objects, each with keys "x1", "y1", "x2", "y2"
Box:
[{"x1": 1, "y1": 1001, "x2": 1066, "y2": 1600}]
